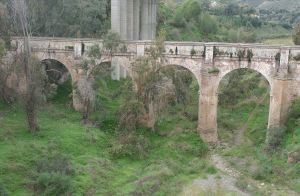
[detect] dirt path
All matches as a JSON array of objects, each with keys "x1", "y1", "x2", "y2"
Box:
[
  {"x1": 182, "y1": 93, "x2": 299, "y2": 195},
  {"x1": 234, "y1": 93, "x2": 269, "y2": 146},
  {"x1": 211, "y1": 154, "x2": 299, "y2": 196}
]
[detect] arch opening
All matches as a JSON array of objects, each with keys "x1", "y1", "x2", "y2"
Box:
[
  {"x1": 217, "y1": 68, "x2": 271, "y2": 146},
  {"x1": 41, "y1": 59, "x2": 73, "y2": 104},
  {"x1": 154, "y1": 64, "x2": 200, "y2": 134}
]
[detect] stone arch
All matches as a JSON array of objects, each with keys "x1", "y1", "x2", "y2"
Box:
[
  {"x1": 34, "y1": 52, "x2": 78, "y2": 82},
  {"x1": 217, "y1": 67, "x2": 271, "y2": 144},
  {"x1": 218, "y1": 67, "x2": 271, "y2": 91},
  {"x1": 215, "y1": 60, "x2": 274, "y2": 88},
  {"x1": 198, "y1": 60, "x2": 276, "y2": 143},
  {"x1": 33, "y1": 52, "x2": 83, "y2": 109},
  {"x1": 163, "y1": 57, "x2": 202, "y2": 85},
  {"x1": 40, "y1": 58, "x2": 73, "y2": 101},
  {"x1": 160, "y1": 63, "x2": 201, "y2": 108}
]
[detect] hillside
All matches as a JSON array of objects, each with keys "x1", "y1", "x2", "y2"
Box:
[{"x1": 258, "y1": 0, "x2": 300, "y2": 11}]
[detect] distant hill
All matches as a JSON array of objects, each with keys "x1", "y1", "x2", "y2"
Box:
[
  {"x1": 258, "y1": 0, "x2": 300, "y2": 11},
  {"x1": 241, "y1": 0, "x2": 300, "y2": 12},
  {"x1": 240, "y1": 0, "x2": 264, "y2": 7},
  {"x1": 164, "y1": 0, "x2": 300, "y2": 12}
]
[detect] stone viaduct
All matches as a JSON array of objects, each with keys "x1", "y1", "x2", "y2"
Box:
[
  {"x1": 11, "y1": 37, "x2": 300, "y2": 143},
  {"x1": 8, "y1": 0, "x2": 300, "y2": 143}
]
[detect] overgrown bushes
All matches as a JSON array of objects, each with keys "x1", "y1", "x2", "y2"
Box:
[
  {"x1": 31, "y1": 153, "x2": 74, "y2": 195},
  {"x1": 109, "y1": 132, "x2": 152, "y2": 160},
  {"x1": 33, "y1": 173, "x2": 73, "y2": 196},
  {"x1": 0, "y1": 182, "x2": 8, "y2": 196},
  {"x1": 266, "y1": 126, "x2": 287, "y2": 150},
  {"x1": 286, "y1": 99, "x2": 300, "y2": 131}
]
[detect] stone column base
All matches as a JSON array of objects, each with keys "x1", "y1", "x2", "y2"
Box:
[{"x1": 198, "y1": 127, "x2": 218, "y2": 144}]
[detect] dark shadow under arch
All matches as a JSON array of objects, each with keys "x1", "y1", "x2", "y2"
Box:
[{"x1": 41, "y1": 59, "x2": 73, "y2": 103}]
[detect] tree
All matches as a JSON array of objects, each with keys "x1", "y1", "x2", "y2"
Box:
[
  {"x1": 0, "y1": 2, "x2": 11, "y2": 48},
  {"x1": 76, "y1": 76, "x2": 96, "y2": 124},
  {"x1": 9, "y1": 0, "x2": 46, "y2": 132},
  {"x1": 103, "y1": 31, "x2": 121, "y2": 53},
  {"x1": 294, "y1": 21, "x2": 300, "y2": 45},
  {"x1": 199, "y1": 14, "x2": 218, "y2": 37},
  {"x1": 75, "y1": 32, "x2": 120, "y2": 124},
  {"x1": 18, "y1": 55, "x2": 46, "y2": 132},
  {"x1": 132, "y1": 30, "x2": 167, "y2": 130},
  {"x1": 26, "y1": 0, "x2": 110, "y2": 38},
  {"x1": 224, "y1": 3, "x2": 240, "y2": 16}
]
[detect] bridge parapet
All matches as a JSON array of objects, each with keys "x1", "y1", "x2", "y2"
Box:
[{"x1": 11, "y1": 37, "x2": 300, "y2": 62}]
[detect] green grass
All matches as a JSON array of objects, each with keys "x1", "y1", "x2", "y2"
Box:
[
  {"x1": 263, "y1": 36, "x2": 294, "y2": 45},
  {"x1": 0, "y1": 79, "x2": 211, "y2": 195},
  {"x1": 1, "y1": 71, "x2": 300, "y2": 194},
  {"x1": 218, "y1": 82, "x2": 300, "y2": 193}
]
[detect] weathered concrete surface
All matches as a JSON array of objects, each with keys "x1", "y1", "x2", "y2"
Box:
[
  {"x1": 111, "y1": 0, "x2": 157, "y2": 80},
  {"x1": 10, "y1": 37, "x2": 300, "y2": 143},
  {"x1": 111, "y1": 0, "x2": 156, "y2": 41}
]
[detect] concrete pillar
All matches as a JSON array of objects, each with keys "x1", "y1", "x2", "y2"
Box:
[
  {"x1": 111, "y1": 0, "x2": 121, "y2": 34},
  {"x1": 141, "y1": 0, "x2": 150, "y2": 40},
  {"x1": 268, "y1": 79, "x2": 291, "y2": 129},
  {"x1": 110, "y1": 0, "x2": 157, "y2": 80},
  {"x1": 120, "y1": 0, "x2": 128, "y2": 40},
  {"x1": 133, "y1": 0, "x2": 140, "y2": 40},
  {"x1": 111, "y1": 57, "x2": 120, "y2": 80},
  {"x1": 119, "y1": 65, "x2": 127, "y2": 79},
  {"x1": 127, "y1": 0, "x2": 134, "y2": 40},
  {"x1": 198, "y1": 73, "x2": 219, "y2": 144},
  {"x1": 111, "y1": 0, "x2": 156, "y2": 41},
  {"x1": 150, "y1": 0, "x2": 157, "y2": 39}
]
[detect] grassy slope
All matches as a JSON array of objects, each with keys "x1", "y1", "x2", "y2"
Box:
[
  {"x1": 217, "y1": 72, "x2": 300, "y2": 194},
  {"x1": 0, "y1": 79, "x2": 213, "y2": 195},
  {"x1": 0, "y1": 70, "x2": 299, "y2": 195},
  {"x1": 263, "y1": 36, "x2": 294, "y2": 45}
]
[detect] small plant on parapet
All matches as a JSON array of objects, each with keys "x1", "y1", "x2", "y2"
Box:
[
  {"x1": 169, "y1": 49, "x2": 174, "y2": 54},
  {"x1": 246, "y1": 49, "x2": 254, "y2": 62},
  {"x1": 275, "y1": 52, "x2": 281, "y2": 63},
  {"x1": 237, "y1": 49, "x2": 245, "y2": 61},
  {"x1": 190, "y1": 48, "x2": 196, "y2": 57},
  {"x1": 119, "y1": 44, "x2": 127, "y2": 53},
  {"x1": 103, "y1": 31, "x2": 121, "y2": 54},
  {"x1": 213, "y1": 46, "x2": 220, "y2": 58},
  {"x1": 208, "y1": 67, "x2": 220, "y2": 74},
  {"x1": 202, "y1": 46, "x2": 206, "y2": 57}
]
